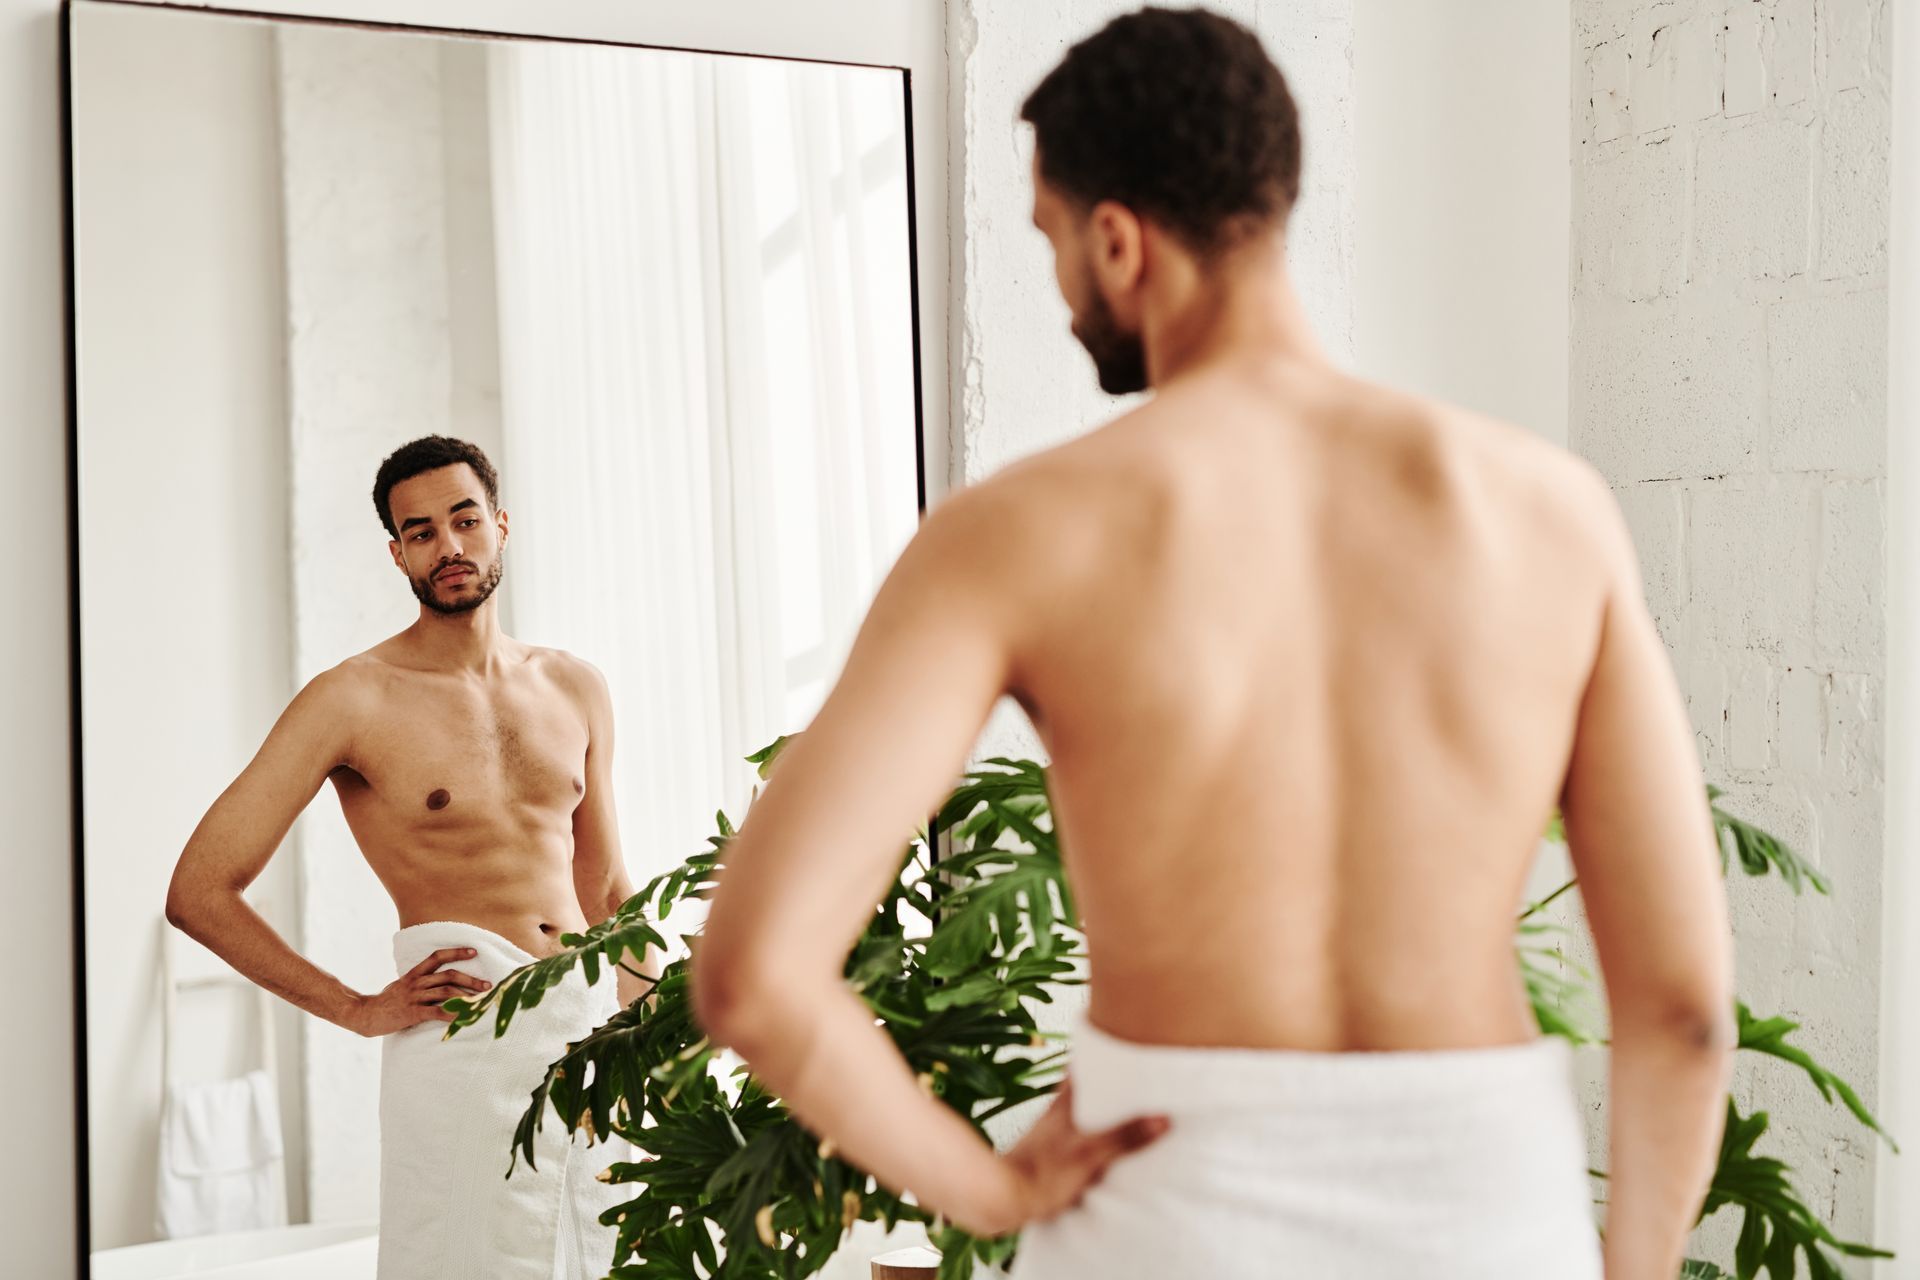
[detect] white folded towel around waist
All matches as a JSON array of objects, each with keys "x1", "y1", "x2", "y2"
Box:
[
  {"x1": 1008, "y1": 1015, "x2": 1604, "y2": 1280},
  {"x1": 378, "y1": 921, "x2": 629, "y2": 1280}
]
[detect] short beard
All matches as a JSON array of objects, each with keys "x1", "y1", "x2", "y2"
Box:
[
  {"x1": 411, "y1": 556, "x2": 504, "y2": 615},
  {"x1": 1072, "y1": 286, "x2": 1149, "y2": 396}
]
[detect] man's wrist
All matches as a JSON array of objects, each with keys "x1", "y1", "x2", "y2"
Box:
[
  {"x1": 945, "y1": 1155, "x2": 1023, "y2": 1238},
  {"x1": 332, "y1": 989, "x2": 368, "y2": 1035}
]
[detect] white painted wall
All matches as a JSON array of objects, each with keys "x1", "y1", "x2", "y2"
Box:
[
  {"x1": 1879, "y1": 3, "x2": 1919, "y2": 1273},
  {"x1": 68, "y1": 5, "x2": 304, "y2": 1253},
  {"x1": 5, "y1": 2, "x2": 946, "y2": 1275},
  {"x1": 1, "y1": 0, "x2": 84, "y2": 1272},
  {"x1": 1569, "y1": 0, "x2": 1892, "y2": 1255},
  {"x1": 1352, "y1": 0, "x2": 1571, "y2": 446}
]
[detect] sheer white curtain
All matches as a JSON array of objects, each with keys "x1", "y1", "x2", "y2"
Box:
[
  {"x1": 486, "y1": 47, "x2": 917, "y2": 882},
  {"x1": 758, "y1": 62, "x2": 920, "y2": 720}
]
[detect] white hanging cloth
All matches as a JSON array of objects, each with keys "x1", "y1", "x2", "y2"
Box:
[{"x1": 154, "y1": 925, "x2": 289, "y2": 1239}]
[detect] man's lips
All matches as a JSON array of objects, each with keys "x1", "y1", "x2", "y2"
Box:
[{"x1": 435, "y1": 565, "x2": 476, "y2": 585}]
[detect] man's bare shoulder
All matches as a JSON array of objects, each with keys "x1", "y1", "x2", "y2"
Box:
[
  {"x1": 275, "y1": 655, "x2": 386, "y2": 744},
  {"x1": 525, "y1": 646, "x2": 612, "y2": 709},
  {"x1": 1345, "y1": 377, "x2": 1631, "y2": 568},
  {"x1": 529, "y1": 645, "x2": 606, "y2": 686},
  {"x1": 921, "y1": 417, "x2": 1160, "y2": 588},
  {"x1": 303, "y1": 653, "x2": 379, "y2": 698}
]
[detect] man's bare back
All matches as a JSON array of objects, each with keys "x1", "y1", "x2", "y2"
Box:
[
  {"x1": 999, "y1": 357, "x2": 1623, "y2": 1051},
  {"x1": 697, "y1": 349, "x2": 1732, "y2": 1264}
]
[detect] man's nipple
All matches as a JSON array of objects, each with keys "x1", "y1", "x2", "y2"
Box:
[{"x1": 426, "y1": 789, "x2": 451, "y2": 811}]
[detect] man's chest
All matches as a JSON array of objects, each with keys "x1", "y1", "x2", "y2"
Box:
[{"x1": 346, "y1": 683, "x2": 589, "y2": 815}]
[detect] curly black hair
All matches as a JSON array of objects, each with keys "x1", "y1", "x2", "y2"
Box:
[
  {"x1": 1020, "y1": 6, "x2": 1302, "y2": 257},
  {"x1": 371, "y1": 435, "x2": 501, "y2": 540}
]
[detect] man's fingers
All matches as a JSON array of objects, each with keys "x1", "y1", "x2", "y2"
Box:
[
  {"x1": 1089, "y1": 1115, "x2": 1170, "y2": 1161},
  {"x1": 404, "y1": 947, "x2": 478, "y2": 979},
  {"x1": 418, "y1": 969, "x2": 492, "y2": 993}
]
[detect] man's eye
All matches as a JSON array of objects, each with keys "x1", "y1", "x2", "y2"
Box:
[
  {"x1": 460, "y1": 519, "x2": 479, "y2": 528},
  {"x1": 412, "y1": 531, "x2": 431, "y2": 541}
]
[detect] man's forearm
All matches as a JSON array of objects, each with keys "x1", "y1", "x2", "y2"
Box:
[
  {"x1": 1602, "y1": 1022, "x2": 1734, "y2": 1279},
  {"x1": 708, "y1": 978, "x2": 1015, "y2": 1234},
  {"x1": 576, "y1": 871, "x2": 657, "y2": 1008},
  {"x1": 579, "y1": 872, "x2": 637, "y2": 926},
  {"x1": 167, "y1": 891, "x2": 365, "y2": 1030}
]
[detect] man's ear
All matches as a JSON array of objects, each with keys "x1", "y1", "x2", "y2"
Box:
[
  {"x1": 496, "y1": 508, "x2": 510, "y2": 547},
  {"x1": 1086, "y1": 199, "x2": 1147, "y2": 310},
  {"x1": 389, "y1": 539, "x2": 405, "y2": 572}
]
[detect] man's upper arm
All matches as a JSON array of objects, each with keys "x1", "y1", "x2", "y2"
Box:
[
  {"x1": 1558, "y1": 494, "x2": 1733, "y2": 1028},
  {"x1": 567, "y1": 656, "x2": 628, "y2": 914},
  {"x1": 169, "y1": 669, "x2": 359, "y2": 909}
]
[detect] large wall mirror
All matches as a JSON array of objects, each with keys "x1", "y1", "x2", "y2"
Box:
[{"x1": 68, "y1": 0, "x2": 924, "y2": 1272}]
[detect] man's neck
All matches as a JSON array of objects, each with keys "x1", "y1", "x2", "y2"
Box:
[
  {"x1": 1141, "y1": 237, "x2": 1328, "y2": 389},
  {"x1": 404, "y1": 600, "x2": 514, "y2": 676}
]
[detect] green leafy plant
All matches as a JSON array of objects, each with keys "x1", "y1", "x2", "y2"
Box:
[
  {"x1": 1525, "y1": 789, "x2": 1895, "y2": 1279},
  {"x1": 446, "y1": 747, "x2": 1893, "y2": 1280}
]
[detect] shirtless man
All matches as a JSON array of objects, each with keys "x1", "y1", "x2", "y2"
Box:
[
  {"x1": 165, "y1": 435, "x2": 644, "y2": 1278},
  {"x1": 693, "y1": 9, "x2": 1734, "y2": 1280}
]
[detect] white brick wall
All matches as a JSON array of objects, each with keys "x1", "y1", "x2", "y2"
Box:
[{"x1": 1571, "y1": 0, "x2": 1892, "y2": 1248}]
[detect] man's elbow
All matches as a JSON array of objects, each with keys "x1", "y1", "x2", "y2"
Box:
[
  {"x1": 164, "y1": 870, "x2": 232, "y2": 935},
  {"x1": 1614, "y1": 990, "x2": 1738, "y2": 1056},
  {"x1": 691, "y1": 946, "x2": 781, "y2": 1052},
  {"x1": 163, "y1": 879, "x2": 196, "y2": 931}
]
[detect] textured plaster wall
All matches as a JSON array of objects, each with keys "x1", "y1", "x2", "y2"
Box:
[{"x1": 1569, "y1": 0, "x2": 1892, "y2": 1249}]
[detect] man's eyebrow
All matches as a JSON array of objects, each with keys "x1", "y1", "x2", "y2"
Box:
[{"x1": 399, "y1": 499, "x2": 479, "y2": 532}]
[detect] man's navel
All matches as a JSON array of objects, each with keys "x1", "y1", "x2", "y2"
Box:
[{"x1": 426, "y1": 788, "x2": 451, "y2": 811}]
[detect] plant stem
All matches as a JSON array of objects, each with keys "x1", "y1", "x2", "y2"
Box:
[{"x1": 1519, "y1": 878, "x2": 1580, "y2": 920}]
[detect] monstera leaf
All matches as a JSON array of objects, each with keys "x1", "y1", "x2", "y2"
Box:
[{"x1": 1699, "y1": 1102, "x2": 1889, "y2": 1280}]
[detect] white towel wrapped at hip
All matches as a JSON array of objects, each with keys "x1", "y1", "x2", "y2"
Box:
[
  {"x1": 1008, "y1": 1015, "x2": 1604, "y2": 1280},
  {"x1": 379, "y1": 921, "x2": 629, "y2": 1280}
]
